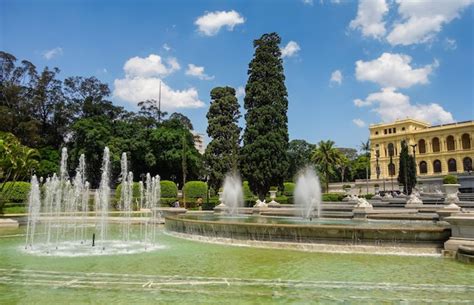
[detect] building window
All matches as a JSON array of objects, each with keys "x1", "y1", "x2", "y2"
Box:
[
  {"x1": 433, "y1": 160, "x2": 442, "y2": 173},
  {"x1": 432, "y1": 137, "x2": 440, "y2": 152},
  {"x1": 393, "y1": 127, "x2": 396, "y2": 133},
  {"x1": 448, "y1": 158, "x2": 457, "y2": 172},
  {"x1": 375, "y1": 131, "x2": 379, "y2": 135},
  {"x1": 389, "y1": 129, "x2": 392, "y2": 134},
  {"x1": 384, "y1": 129, "x2": 387, "y2": 135},
  {"x1": 462, "y1": 133, "x2": 471, "y2": 149},
  {"x1": 402, "y1": 127, "x2": 405, "y2": 131},
  {"x1": 446, "y1": 135, "x2": 455, "y2": 151},
  {"x1": 388, "y1": 163, "x2": 396, "y2": 176},
  {"x1": 463, "y1": 157, "x2": 473, "y2": 172},
  {"x1": 418, "y1": 139, "x2": 426, "y2": 154},
  {"x1": 388, "y1": 143, "x2": 395, "y2": 157},
  {"x1": 419, "y1": 161, "x2": 428, "y2": 174}
]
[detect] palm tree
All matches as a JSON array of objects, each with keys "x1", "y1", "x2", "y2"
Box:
[
  {"x1": 359, "y1": 140, "x2": 370, "y2": 194},
  {"x1": 311, "y1": 140, "x2": 343, "y2": 192}
]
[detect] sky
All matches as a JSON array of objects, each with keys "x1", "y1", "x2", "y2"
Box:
[{"x1": 1, "y1": 0, "x2": 473, "y2": 149}]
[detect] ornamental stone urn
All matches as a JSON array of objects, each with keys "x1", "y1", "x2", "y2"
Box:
[
  {"x1": 444, "y1": 183, "x2": 461, "y2": 209},
  {"x1": 214, "y1": 191, "x2": 226, "y2": 212},
  {"x1": 268, "y1": 190, "x2": 279, "y2": 207}
]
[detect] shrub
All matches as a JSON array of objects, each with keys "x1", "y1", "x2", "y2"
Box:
[
  {"x1": 322, "y1": 193, "x2": 344, "y2": 202},
  {"x1": 269, "y1": 186, "x2": 278, "y2": 191},
  {"x1": 443, "y1": 175, "x2": 458, "y2": 184},
  {"x1": 243, "y1": 181, "x2": 255, "y2": 198},
  {"x1": 160, "y1": 180, "x2": 178, "y2": 198},
  {"x1": 342, "y1": 184, "x2": 351, "y2": 189},
  {"x1": 0, "y1": 182, "x2": 31, "y2": 203},
  {"x1": 115, "y1": 182, "x2": 141, "y2": 202},
  {"x1": 160, "y1": 197, "x2": 178, "y2": 207},
  {"x1": 374, "y1": 184, "x2": 379, "y2": 188},
  {"x1": 183, "y1": 181, "x2": 207, "y2": 199},
  {"x1": 362, "y1": 193, "x2": 374, "y2": 200},
  {"x1": 283, "y1": 182, "x2": 295, "y2": 196}
]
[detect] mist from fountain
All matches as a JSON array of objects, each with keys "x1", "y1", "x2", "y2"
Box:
[
  {"x1": 222, "y1": 172, "x2": 244, "y2": 215},
  {"x1": 294, "y1": 166, "x2": 322, "y2": 219}
]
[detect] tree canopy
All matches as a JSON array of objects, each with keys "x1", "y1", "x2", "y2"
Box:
[
  {"x1": 241, "y1": 33, "x2": 289, "y2": 199},
  {"x1": 205, "y1": 86, "x2": 241, "y2": 191}
]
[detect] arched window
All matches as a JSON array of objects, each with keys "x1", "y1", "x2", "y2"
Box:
[
  {"x1": 388, "y1": 143, "x2": 394, "y2": 157},
  {"x1": 432, "y1": 137, "x2": 440, "y2": 152},
  {"x1": 433, "y1": 160, "x2": 442, "y2": 173},
  {"x1": 446, "y1": 135, "x2": 455, "y2": 151},
  {"x1": 388, "y1": 163, "x2": 396, "y2": 176},
  {"x1": 418, "y1": 139, "x2": 426, "y2": 154},
  {"x1": 419, "y1": 161, "x2": 428, "y2": 174},
  {"x1": 464, "y1": 157, "x2": 473, "y2": 172},
  {"x1": 462, "y1": 133, "x2": 471, "y2": 149},
  {"x1": 448, "y1": 158, "x2": 457, "y2": 172}
]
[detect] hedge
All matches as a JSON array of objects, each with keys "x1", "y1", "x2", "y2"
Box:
[
  {"x1": 243, "y1": 181, "x2": 255, "y2": 198},
  {"x1": 322, "y1": 193, "x2": 345, "y2": 202},
  {"x1": 0, "y1": 182, "x2": 31, "y2": 203},
  {"x1": 183, "y1": 181, "x2": 207, "y2": 199},
  {"x1": 115, "y1": 182, "x2": 141, "y2": 202},
  {"x1": 160, "y1": 180, "x2": 178, "y2": 198},
  {"x1": 283, "y1": 182, "x2": 295, "y2": 196}
]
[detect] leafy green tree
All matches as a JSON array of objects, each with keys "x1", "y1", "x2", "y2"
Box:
[
  {"x1": 287, "y1": 139, "x2": 316, "y2": 181},
  {"x1": 169, "y1": 112, "x2": 193, "y2": 130},
  {"x1": 148, "y1": 118, "x2": 203, "y2": 185},
  {"x1": 205, "y1": 86, "x2": 241, "y2": 191},
  {"x1": 241, "y1": 32, "x2": 289, "y2": 199},
  {"x1": 311, "y1": 140, "x2": 342, "y2": 192},
  {"x1": 137, "y1": 99, "x2": 167, "y2": 127},
  {"x1": 398, "y1": 141, "x2": 416, "y2": 194}
]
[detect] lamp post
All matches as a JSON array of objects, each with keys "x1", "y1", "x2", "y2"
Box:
[{"x1": 410, "y1": 144, "x2": 417, "y2": 174}]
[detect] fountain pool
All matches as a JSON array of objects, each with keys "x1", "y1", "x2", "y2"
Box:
[{"x1": 0, "y1": 226, "x2": 473, "y2": 304}]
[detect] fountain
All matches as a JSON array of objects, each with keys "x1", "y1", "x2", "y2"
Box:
[
  {"x1": 294, "y1": 166, "x2": 322, "y2": 219},
  {"x1": 221, "y1": 172, "x2": 243, "y2": 215},
  {"x1": 22, "y1": 147, "x2": 163, "y2": 256}
]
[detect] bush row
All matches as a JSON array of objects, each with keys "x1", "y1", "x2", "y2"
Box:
[{"x1": 0, "y1": 182, "x2": 31, "y2": 203}]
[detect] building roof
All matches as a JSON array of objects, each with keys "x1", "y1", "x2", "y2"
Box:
[{"x1": 369, "y1": 118, "x2": 430, "y2": 129}]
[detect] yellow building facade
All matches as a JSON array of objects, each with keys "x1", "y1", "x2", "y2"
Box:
[{"x1": 369, "y1": 119, "x2": 473, "y2": 181}]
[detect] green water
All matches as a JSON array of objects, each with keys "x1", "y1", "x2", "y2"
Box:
[{"x1": 0, "y1": 226, "x2": 473, "y2": 304}]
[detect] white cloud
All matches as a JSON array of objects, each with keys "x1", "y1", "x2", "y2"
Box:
[
  {"x1": 355, "y1": 53, "x2": 438, "y2": 89},
  {"x1": 163, "y1": 43, "x2": 171, "y2": 51},
  {"x1": 387, "y1": 0, "x2": 473, "y2": 46},
  {"x1": 123, "y1": 54, "x2": 180, "y2": 78},
  {"x1": 353, "y1": 87, "x2": 454, "y2": 124},
  {"x1": 302, "y1": 0, "x2": 313, "y2": 5},
  {"x1": 349, "y1": 0, "x2": 388, "y2": 39},
  {"x1": 281, "y1": 41, "x2": 301, "y2": 58},
  {"x1": 444, "y1": 38, "x2": 458, "y2": 50},
  {"x1": 114, "y1": 55, "x2": 204, "y2": 110},
  {"x1": 330, "y1": 70, "x2": 343, "y2": 86},
  {"x1": 195, "y1": 10, "x2": 245, "y2": 36},
  {"x1": 185, "y1": 64, "x2": 214, "y2": 80},
  {"x1": 42, "y1": 47, "x2": 63, "y2": 60},
  {"x1": 352, "y1": 118, "x2": 366, "y2": 128},
  {"x1": 236, "y1": 86, "x2": 245, "y2": 99}
]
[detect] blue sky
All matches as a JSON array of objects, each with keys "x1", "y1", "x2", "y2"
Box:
[{"x1": 1, "y1": 0, "x2": 473, "y2": 149}]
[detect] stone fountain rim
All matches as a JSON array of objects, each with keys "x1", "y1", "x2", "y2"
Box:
[{"x1": 165, "y1": 215, "x2": 448, "y2": 233}]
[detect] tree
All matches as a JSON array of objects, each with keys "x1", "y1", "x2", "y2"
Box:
[
  {"x1": 137, "y1": 99, "x2": 167, "y2": 127},
  {"x1": 359, "y1": 140, "x2": 371, "y2": 193},
  {"x1": 287, "y1": 139, "x2": 316, "y2": 181},
  {"x1": 169, "y1": 112, "x2": 193, "y2": 130},
  {"x1": 241, "y1": 32, "x2": 289, "y2": 199},
  {"x1": 205, "y1": 87, "x2": 241, "y2": 191},
  {"x1": 398, "y1": 141, "x2": 416, "y2": 194},
  {"x1": 311, "y1": 140, "x2": 342, "y2": 192}
]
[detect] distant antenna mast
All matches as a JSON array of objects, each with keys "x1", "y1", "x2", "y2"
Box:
[{"x1": 158, "y1": 81, "x2": 162, "y2": 123}]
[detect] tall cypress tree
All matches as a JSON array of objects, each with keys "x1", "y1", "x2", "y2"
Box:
[
  {"x1": 398, "y1": 141, "x2": 417, "y2": 194},
  {"x1": 241, "y1": 32, "x2": 289, "y2": 199},
  {"x1": 204, "y1": 86, "x2": 241, "y2": 191}
]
